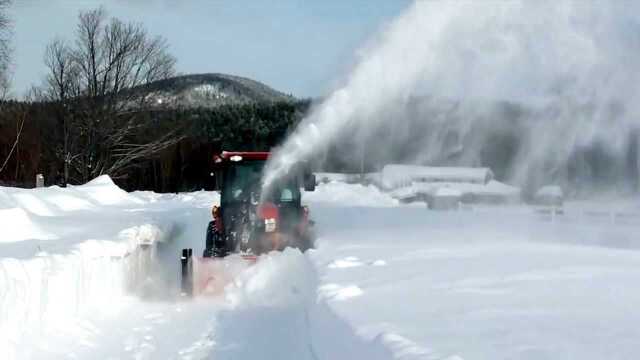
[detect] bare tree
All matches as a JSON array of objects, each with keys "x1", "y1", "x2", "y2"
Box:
[
  {"x1": 0, "y1": 88, "x2": 36, "y2": 180},
  {"x1": 0, "y1": 0, "x2": 12, "y2": 99},
  {"x1": 0, "y1": 109, "x2": 24, "y2": 174},
  {"x1": 43, "y1": 38, "x2": 80, "y2": 184},
  {"x1": 42, "y1": 7, "x2": 181, "y2": 184},
  {"x1": 45, "y1": 39, "x2": 80, "y2": 101}
]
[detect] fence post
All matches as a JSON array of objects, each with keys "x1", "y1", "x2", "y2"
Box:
[{"x1": 36, "y1": 174, "x2": 44, "y2": 188}]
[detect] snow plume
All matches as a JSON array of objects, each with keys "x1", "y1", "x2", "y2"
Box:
[{"x1": 264, "y1": 1, "x2": 640, "y2": 195}]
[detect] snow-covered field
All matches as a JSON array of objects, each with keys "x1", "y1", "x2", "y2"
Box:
[{"x1": 2, "y1": 178, "x2": 640, "y2": 359}]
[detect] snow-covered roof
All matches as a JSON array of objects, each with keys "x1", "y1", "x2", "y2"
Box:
[
  {"x1": 381, "y1": 164, "x2": 494, "y2": 189},
  {"x1": 390, "y1": 180, "x2": 520, "y2": 201}
]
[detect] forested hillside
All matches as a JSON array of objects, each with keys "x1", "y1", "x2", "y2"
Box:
[{"x1": 0, "y1": 99, "x2": 310, "y2": 192}]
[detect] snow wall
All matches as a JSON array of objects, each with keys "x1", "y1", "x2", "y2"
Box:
[{"x1": 0, "y1": 177, "x2": 172, "y2": 359}]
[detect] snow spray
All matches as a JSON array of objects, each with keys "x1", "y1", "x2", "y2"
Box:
[{"x1": 263, "y1": 1, "x2": 640, "y2": 194}]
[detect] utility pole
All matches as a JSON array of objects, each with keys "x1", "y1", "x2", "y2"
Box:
[{"x1": 360, "y1": 138, "x2": 365, "y2": 181}]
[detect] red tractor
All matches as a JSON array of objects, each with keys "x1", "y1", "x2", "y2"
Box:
[{"x1": 180, "y1": 151, "x2": 316, "y2": 296}]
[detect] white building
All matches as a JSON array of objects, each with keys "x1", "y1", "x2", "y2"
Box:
[
  {"x1": 380, "y1": 164, "x2": 494, "y2": 190},
  {"x1": 380, "y1": 164, "x2": 520, "y2": 205}
]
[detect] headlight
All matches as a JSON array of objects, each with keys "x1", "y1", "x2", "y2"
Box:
[{"x1": 264, "y1": 218, "x2": 277, "y2": 232}]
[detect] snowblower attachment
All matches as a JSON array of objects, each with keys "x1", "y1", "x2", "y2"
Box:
[{"x1": 181, "y1": 248, "x2": 256, "y2": 297}]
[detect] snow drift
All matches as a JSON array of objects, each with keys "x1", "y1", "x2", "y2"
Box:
[
  {"x1": 304, "y1": 181, "x2": 399, "y2": 207},
  {"x1": 0, "y1": 177, "x2": 172, "y2": 359}
]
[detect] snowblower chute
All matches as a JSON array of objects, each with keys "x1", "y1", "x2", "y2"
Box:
[{"x1": 180, "y1": 151, "x2": 315, "y2": 297}]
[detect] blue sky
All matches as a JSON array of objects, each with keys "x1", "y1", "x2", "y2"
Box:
[{"x1": 10, "y1": 0, "x2": 411, "y2": 98}]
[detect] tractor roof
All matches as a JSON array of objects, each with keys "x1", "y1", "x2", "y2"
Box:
[{"x1": 216, "y1": 151, "x2": 270, "y2": 163}]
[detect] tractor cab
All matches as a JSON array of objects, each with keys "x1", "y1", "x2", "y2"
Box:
[{"x1": 205, "y1": 151, "x2": 315, "y2": 257}]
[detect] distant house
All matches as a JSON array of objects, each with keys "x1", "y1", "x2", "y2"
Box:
[
  {"x1": 380, "y1": 165, "x2": 494, "y2": 189},
  {"x1": 380, "y1": 164, "x2": 520, "y2": 205}
]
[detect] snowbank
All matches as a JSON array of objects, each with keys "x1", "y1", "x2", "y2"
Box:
[
  {"x1": 130, "y1": 189, "x2": 219, "y2": 208},
  {"x1": 0, "y1": 224, "x2": 170, "y2": 359},
  {"x1": 225, "y1": 248, "x2": 317, "y2": 308},
  {"x1": 0, "y1": 208, "x2": 55, "y2": 242},
  {"x1": 304, "y1": 181, "x2": 399, "y2": 207},
  {"x1": 0, "y1": 175, "x2": 142, "y2": 218},
  {"x1": 0, "y1": 175, "x2": 167, "y2": 259},
  {"x1": 0, "y1": 176, "x2": 177, "y2": 359}
]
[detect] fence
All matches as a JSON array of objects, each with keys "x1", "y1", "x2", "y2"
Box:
[{"x1": 535, "y1": 206, "x2": 640, "y2": 225}]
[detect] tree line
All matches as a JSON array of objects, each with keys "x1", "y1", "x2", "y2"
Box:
[{"x1": 0, "y1": 98, "x2": 310, "y2": 191}]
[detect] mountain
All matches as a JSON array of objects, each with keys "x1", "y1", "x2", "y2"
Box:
[{"x1": 135, "y1": 73, "x2": 296, "y2": 108}]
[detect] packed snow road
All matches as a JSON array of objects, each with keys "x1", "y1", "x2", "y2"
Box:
[{"x1": 2, "y1": 178, "x2": 640, "y2": 359}]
